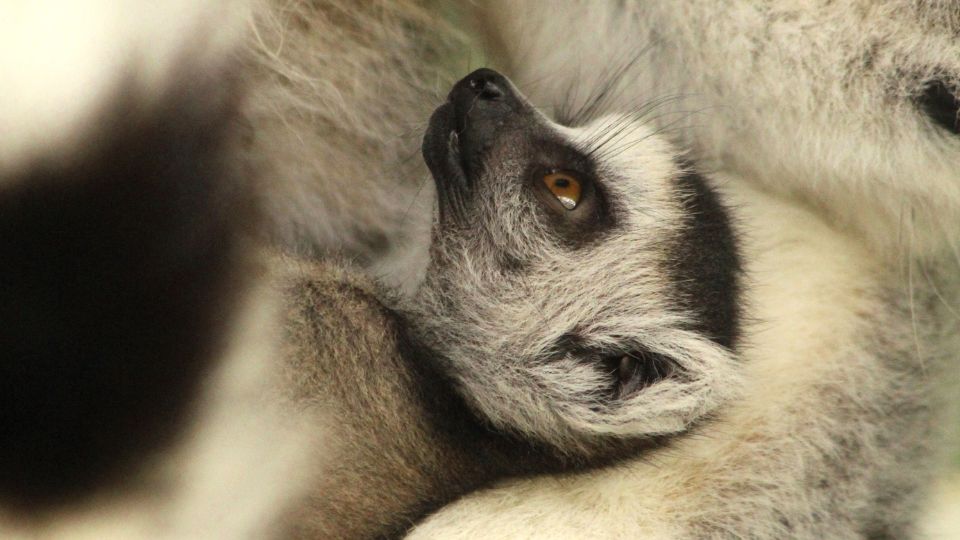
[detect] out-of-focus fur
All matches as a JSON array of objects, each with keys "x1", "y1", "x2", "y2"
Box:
[
  {"x1": 242, "y1": 0, "x2": 464, "y2": 288},
  {"x1": 0, "y1": 1, "x2": 316, "y2": 536}
]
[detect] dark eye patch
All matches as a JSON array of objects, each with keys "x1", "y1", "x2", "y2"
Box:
[
  {"x1": 918, "y1": 79, "x2": 960, "y2": 134},
  {"x1": 522, "y1": 137, "x2": 618, "y2": 248}
]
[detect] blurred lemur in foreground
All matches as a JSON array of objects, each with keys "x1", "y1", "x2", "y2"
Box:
[{"x1": 1, "y1": 1, "x2": 957, "y2": 539}]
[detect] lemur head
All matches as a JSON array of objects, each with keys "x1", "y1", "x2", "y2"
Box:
[{"x1": 404, "y1": 69, "x2": 740, "y2": 453}]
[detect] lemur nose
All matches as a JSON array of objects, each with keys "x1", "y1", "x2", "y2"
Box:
[
  {"x1": 466, "y1": 69, "x2": 506, "y2": 99},
  {"x1": 448, "y1": 68, "x2": 520, "y2": 129},
  {"x1": 451, "y1": 68, "x2": 510, "y2": 103},
  {"x1": 448, "y1": 68, "x2": 525, "y2": 174}
]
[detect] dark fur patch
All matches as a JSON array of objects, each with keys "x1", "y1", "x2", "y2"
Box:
[
  {"x1": 669, "y1": 162, "x2": 741, "y2": 349},
  {"x1": 917, "y1": 78, "x2": 960, "y2": 134},
  {"x1": 0, "y1": 72, "x2": 253, "y2": 509},
  {"x1": 523, "y1": 136, "x2": 620, "y2": 249}
]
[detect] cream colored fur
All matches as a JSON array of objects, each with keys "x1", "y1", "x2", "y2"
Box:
[{"x1": 0, "y1": 0, "x2": 244, "y2": 178}]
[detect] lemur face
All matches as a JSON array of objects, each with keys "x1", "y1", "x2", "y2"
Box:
[{"x1": 410, "y1": 69, "x2": 741, "y2": 451}]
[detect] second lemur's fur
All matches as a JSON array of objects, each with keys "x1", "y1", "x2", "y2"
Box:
[{"x1": 242, "y1": 0, "x2": 463, "y2": 285}]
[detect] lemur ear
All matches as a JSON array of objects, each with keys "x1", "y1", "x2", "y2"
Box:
[{"x1": 602, "y1": 351, "x2": 676, "y2": 400}]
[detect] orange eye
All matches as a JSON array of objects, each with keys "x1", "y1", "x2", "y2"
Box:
[{"x1": 542, "y1": 172, "x2": 582, "y2": 210}]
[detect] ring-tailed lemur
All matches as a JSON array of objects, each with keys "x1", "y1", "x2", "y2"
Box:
[
  {"x1": 1, "y1": 0, "x2": 958, "y2": 538},
  {"x1": 406, "y1": 2, "x2": 960, "y2": 537},
  {"x1": 403, "y1": 72, "x2": 957, "y2": 540}
]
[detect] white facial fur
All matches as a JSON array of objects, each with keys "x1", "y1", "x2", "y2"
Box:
[{"x1": 402, "y1": 112, "x2": 740, "y2": 452}]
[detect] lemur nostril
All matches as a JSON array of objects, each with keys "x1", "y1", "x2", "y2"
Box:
[
  {"x1": 481, "y1": 85, "x2": 504, "y2": 100},
  {"x1": 469, "y1": 77, "x2": 504, "y2": 100},
  {"x1": 438, "y1": 68, "x2": 522, "y2": 180},
  {"x1": 449, "y1": 68, "x2": 512, "y2": 107}
]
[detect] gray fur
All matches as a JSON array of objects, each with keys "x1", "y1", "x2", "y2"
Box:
[{"x1": 242, "y1": 0, "x2": 463, "y2": 287}]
